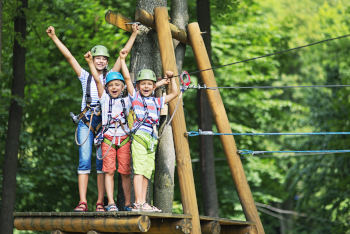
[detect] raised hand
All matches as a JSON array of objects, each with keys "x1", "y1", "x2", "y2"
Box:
[
  {"x1": 119, "y1": 49, "x2": 128, "y2": 60},
  {"x1": 84, "y1": 51, "x2": 93, "y2": 63},
  {"x1": 132, "y1": 23, "x2": 139, "y2": 33},
  {"x1": 46, "y1": 26, "x2": 56, "y2": 38}
]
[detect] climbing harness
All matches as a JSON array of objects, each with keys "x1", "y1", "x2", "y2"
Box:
[
  {"x1": 96, "y1": 96, "x2": 131, "y2": 160},
  {"x1": 129, "y1": 94, "x2": 162, "y2": 152},
  {"x1": 72, "y1": 74, "x2": 103, "y2": 146}
]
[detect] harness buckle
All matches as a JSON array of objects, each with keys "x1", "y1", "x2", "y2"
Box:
[{"x1": 70, "y1": 112, "x2": 80, "y2": 124}]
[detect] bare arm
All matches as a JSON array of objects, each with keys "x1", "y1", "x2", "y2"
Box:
[
  {"x1": 111, "y1": 23, "x2": 139, "y2": 72},
  {"x1": 164, "y1": 71, "x2": 179, "y2": 104},
  {"x1": 119, "y1": 49, "x2": 134, "y2": 96},
  {"x1": 84, "y1": 51, "x2": 104, "y2": 98},
  {"x1": 156, "y1": 77, "x2": 170, "y2": 88},
  {"x1": 46, "y1": 26, "x2": 82, "y2": 77}
]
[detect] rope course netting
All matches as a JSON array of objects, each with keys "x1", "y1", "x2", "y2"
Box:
[{"x1": 175, "y1": 33, "x2": 350, "y2": 157}]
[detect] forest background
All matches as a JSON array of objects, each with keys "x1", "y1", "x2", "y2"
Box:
[{"x1": 1, "y1": 0, "x2": 350, "y2": 233}]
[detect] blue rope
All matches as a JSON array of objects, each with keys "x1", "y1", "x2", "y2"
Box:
[
  {"x1": 186, "y1": 130, "x2": 350, "y2": 137},
  {"x1": 238, "y1": 149, "x2": 350, "y2": 155}
]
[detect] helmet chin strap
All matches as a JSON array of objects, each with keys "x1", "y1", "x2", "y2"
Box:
[{"x1": 105, "y1": 86, "x2": 125, "y2": 99}]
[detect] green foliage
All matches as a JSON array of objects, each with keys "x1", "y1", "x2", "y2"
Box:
[
  {"x1": 1, "y1": 0, "x2": 133, "y2": 213},
  {"x1": 3, "y1": 0, "x2": 350, "y2": 233},
  {"x1": 184, "y1": 0, "x2": 350, "y2": 233}
]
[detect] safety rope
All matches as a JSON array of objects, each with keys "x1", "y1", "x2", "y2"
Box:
[
  {"x1": 74, "y1": 111, "x2": 94, "y2": 146},
  {"x1": 238, "y1": 149, "x2": 350, "y2": 155},
  {"x1": 97, "y1": 122, "x2": 118, "y2": 160},
  {"x1": 157, "y1": 92, "x2": 183, "y2": 139},
  {"x1": 187, "y1": 130, "x2": 350, "y2": 137},
  {"x1": 178, "y1": 33, "x2": 350, "y2": 77},
  {"x1": 183, "y1": 84, "x2": 350, "y2": 90}
]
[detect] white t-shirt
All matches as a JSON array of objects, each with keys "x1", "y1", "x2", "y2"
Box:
[
  {"x1": 79, "y1": 68, "x2": 105, "y2": 111},
  {"x1": 100, "y1": 91, "x2": 131, "y2": 136}
]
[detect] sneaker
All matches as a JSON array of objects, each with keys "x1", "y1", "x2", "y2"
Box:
[
  {"x1": 142, "y1": 203, "x2": 162, "y2": 212},
  {"x1": 131, "y1": 203, "x2": 142, "y2": 212}
]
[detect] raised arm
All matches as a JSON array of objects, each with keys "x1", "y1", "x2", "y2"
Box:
[
  {"x1": 164, "y1": 71, "x2": 179, "y2": 104},
  {"x1": 84, "y1": 51, "x2": 104, "y2": 98},
  {"x1": 111, "y1": 23, "x2": 139, "y2": 72},
  {"x1": 119, "y1": 49, "x2": 134, "y2": 96},
  {"x1": 156, "y1": 77, "x2": 170, "y2": 88},
  {"x1": 46, "y1": 26, "x2": 82, "y2": 77}
]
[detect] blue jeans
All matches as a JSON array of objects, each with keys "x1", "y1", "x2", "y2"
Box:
[{"x1": 77, "y1": 114, "x2": 103, "y2": 174}]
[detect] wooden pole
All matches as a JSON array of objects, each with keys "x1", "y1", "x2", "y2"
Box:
[
  {"x1": 187, "y1": 22, "x2": 264, "y2": 234},
  {"x1": 154, "y1": 7, "x2": 201, "y2": 234},
  {"x1": 136, "y1": 8, "x2": 188, "y2": 44}
]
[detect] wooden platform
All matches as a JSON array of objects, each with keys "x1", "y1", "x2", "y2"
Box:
[{"x1": 14, "y1": 212, "x2": 256, "y2": 234}]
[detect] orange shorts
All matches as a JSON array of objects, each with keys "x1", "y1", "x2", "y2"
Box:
[{"x1": 102, "y1": 134, "x2": 131, "y2": 174}]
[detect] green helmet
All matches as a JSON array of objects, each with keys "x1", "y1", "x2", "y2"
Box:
[
  {"x1": 136, "y1": 69, "x2": 157, "y2": 82},
  {"x1": 91, "y1": 45, "x2": 110, "y2": 58}
]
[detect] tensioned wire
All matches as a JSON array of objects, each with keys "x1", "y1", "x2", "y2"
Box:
[
  {"x1": 183, "y1": 84, "x2": 350, "y2": 90},
  {"x1": 174, "y1": 33, "x2": 350, "y2": 89},
  {"x1": 238, "y1": 149, "x2": 350, "y2": 156},
  {"x1": 183, "y1": 33, "x2": 350, "y2": 77},
  {"x1": 186, "y1": 130, "x2": 350, "y2": 137},
  {"x1": 186, "y1": 130, "x2": 350, "y2": 156},
  {"x1": 180, "y1": 34, "x2": 350, "y2": 155}
]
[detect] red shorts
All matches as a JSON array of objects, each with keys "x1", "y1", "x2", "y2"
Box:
[{"x1": 102, "y1": 134, "x2": 131, "y2": 174}]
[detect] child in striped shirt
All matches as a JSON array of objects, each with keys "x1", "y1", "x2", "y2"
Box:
[{"x1": 120, "y1": 50, "x2": 179, "y2": 212}]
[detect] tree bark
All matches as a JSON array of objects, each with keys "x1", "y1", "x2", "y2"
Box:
[
  {"x1": 197, "y1": 0, "x2": 219, "y2": 217},
  {"x1": 0, "y1": 0, "x2": 27, "y2": 232},
  {"x1": 130, "y1": 0, "x2": 178, "y2": 212}
]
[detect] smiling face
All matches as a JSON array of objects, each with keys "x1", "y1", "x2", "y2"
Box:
[
  {"x1": 93, "y1": 56, "x2": 108, "y2": 71},
  {"x1": 107, "y1": 80, "x2": 125, "y2": 98},
  {"x1": 137, "y1": 80, "x2": 156, "y2": 97}
]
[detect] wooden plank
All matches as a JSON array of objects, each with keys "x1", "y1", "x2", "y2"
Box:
[
  {"x1": 14, "y1": 211, "x2": 191, "y2": 219},
  {"x1": 154, "y1": 7, "x2": 201, "y2": 234},
  {"x1": 187, "y1": 22, "x2": 264, "y2": 234}
]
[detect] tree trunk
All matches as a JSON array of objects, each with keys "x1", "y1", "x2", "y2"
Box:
[
  {"x1": 0, "y1": 0, "x2": 27, "y2": 232},
  {"x1": 130, "y1": 0, "x2": 178, "y2": 212},
  {"x1": 197, "y1": 0, "x2": 219, "y2": 217}
]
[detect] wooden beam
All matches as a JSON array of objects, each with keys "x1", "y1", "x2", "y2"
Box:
[
  {"x1": 201, "y1": 221, "x2": 221, "y2": 234},
  {"x1": 105, "y1": 9, "x2": 188, "y2": 44},
  {"x1": 221, "y1": 225, "x2": 258, "y2": 234},
  {"x1": 187, "y1": 22, "x2": 264, "y2": 234},
  {"x1": 154, "y1": 7, "x2": 201, "y2": 234},
  {"x1": 105, "y1": 10, "x2": 133, "y2": 32},
  {"x1": 14, "y1": 216, "x2": 150, "y2": 232},
  {"x1": 135, "y1": 8, "x2": 188, "y2": 44},
  {"x1": 148, "y1": 218, "x2": 191, "y2": 234}
]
